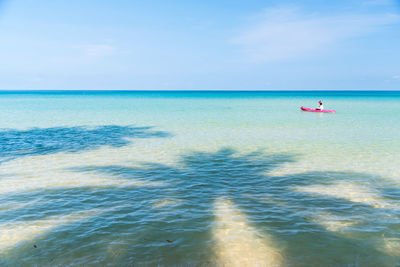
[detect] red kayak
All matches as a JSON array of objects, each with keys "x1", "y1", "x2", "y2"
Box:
[{"x1": 301, "y1": 106, "x2": 336, "y2": 113}]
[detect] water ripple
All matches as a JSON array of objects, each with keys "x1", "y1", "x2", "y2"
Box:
[{"x1": 0, "y1": 148, "x2": 399, "y2": 266}]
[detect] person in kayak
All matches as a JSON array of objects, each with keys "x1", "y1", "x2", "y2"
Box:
[{"x1": 316, "y1": 100, "x2": 323, "y2": 110}]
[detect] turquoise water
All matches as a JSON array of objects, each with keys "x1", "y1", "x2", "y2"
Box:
[{"x1": 0, "y1": 91, "x2": 399, "y2": 266}]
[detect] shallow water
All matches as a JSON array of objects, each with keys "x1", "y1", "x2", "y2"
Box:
[{"x1": 0, "y1": 91, "x2": 399, "y2": 266}]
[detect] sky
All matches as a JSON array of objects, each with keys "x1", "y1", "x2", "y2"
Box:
[{"x1": 0, "y1": 0, "x2": 399, "y2": 90}]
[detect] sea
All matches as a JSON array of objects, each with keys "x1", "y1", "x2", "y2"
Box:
[{"x1": 0, "y1": 90, "x2": 399, "y2": 266}]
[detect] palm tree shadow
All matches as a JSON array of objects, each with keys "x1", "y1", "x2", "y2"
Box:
[
  {"x1": 0, "y1": 125, "x2": 170, "y2": 164},
  {"x1": 1, "y1": 148, "x2": 399, "y2": 266}
]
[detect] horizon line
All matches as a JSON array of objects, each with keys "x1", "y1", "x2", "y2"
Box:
[{"x1": 0, "y1": 89, "x2": 399, "y2": 92}]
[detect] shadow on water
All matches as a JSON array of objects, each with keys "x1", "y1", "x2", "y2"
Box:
[
  {"x1": 1, "y1": 148, "x2": 399, "y2": 266},
  {"x1": 0, "y1": 125, "x2": 170, "y2": 163}
]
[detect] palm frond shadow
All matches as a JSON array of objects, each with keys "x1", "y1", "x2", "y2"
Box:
[
  {"x1": 0, "y1": 125, "x2": 170, "y2": 163},
  {"x1": 1, "y1": 148, "x2": 399, "y2": 266}
]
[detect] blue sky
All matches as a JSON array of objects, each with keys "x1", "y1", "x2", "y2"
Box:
[{"x1": 0, "y1": 0, "x2": 399, "y2": 90}]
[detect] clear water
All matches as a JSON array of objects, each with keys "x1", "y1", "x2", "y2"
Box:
[{"x1": 0, "y1": 91, "x2": 399, "y2": 266}]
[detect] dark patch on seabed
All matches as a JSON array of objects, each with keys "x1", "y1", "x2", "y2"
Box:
[
  {"x1": 0, "y1": 125, "x2": 170, "y2": 163},
  {"x1": 0, "y1": 147, "x2": 399, "y2": 266}
]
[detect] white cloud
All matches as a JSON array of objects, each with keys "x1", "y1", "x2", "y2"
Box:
[
  {"x1": 393, "y1": 75, "x2": 400, "y2": 79},
  {"x1": 232, "y1": 6, "x2": 400, "y2": 62}
]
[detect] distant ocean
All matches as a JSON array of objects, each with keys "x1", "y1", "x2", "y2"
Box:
[{"x1": 0, "y1": 91, "x2": 399, "y2": 266}]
